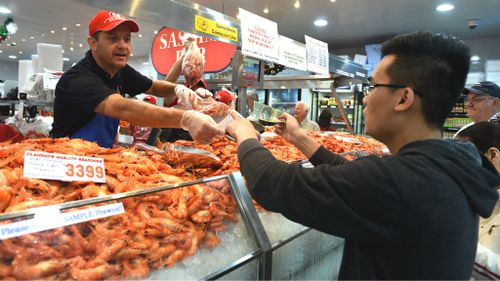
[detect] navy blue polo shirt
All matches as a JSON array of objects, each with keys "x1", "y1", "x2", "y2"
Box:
[{"x1": 51, "y1": 51, "x2": 152, "y2": 147}]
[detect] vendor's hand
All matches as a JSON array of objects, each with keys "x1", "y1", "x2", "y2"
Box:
[
  {"x1": 195, "y1": 88, "x2": 213, "y2": 98},
  {"x1": 174, "y1": 85, "x2": 201, "y2": 110},
  {"x1": 180, "y1": 110, "x2": 224, "y2": 144},
  {"x1": 275, "y1": 113, "x2": 303, "y2": 143},
  {"x1": 226, "y1": 111, "x2": 260, "y2": 145}
]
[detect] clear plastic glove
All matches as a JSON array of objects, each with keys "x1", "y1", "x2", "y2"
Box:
[
  {"x1": 175, "y1": 85, "x2": 201, "y2": 110},
  {"x1": 180, "y1": 110, "x2": 224, "y2": 144},
  {"x1": 274, "y1": 113, "x2": 302, "y2": 143},
  {"x1": 195, "y1": 88, "x2": 213, "y2": 98}
]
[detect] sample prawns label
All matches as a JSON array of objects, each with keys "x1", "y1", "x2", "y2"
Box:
[
  {"x1": 23, "y1": 151, "x2": 106, "y2": 183},
  {"x1": 0, "y1": 203, "x2": 124, "y2": 240}
]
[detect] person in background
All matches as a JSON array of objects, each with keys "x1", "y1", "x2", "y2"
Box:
[
  {"x1": 318, "y1": 109, "x2": 335, "y2": 132},
  {"x1": 129, "y1": 95, "x2": 156, "y2": 146},
  {"x1": 51, "y1": 10, "x2": 223, "y2": 148},
  {"x1": 226, "y1": 31, "x2": 500, "y2": 279},
  {"x1": 215, "y1": 88, "x2": 236, "y2": 108},
  {"x1": 293, "y1": 101, "x2": 319, "y2": 131},
  {"x1": 456, "y1": 121, "x2": 500, "y2": 280},
  {"x1": 246, "y1": 91, "x2": 259, "y2": 113},
  {"x1": 454, "y1": 81, "x2": 500, "y2": 137}
]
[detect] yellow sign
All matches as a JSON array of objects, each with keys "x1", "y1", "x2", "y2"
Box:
[{"x1": 195, "y1": 15, "x2": 238, "y2": 42}]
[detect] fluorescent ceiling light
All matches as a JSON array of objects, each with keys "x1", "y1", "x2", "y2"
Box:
[
  {"x1": 142, "y1": 62, "x2": 149, "y2": 65},
  {"x1": 8, "y1": 55, "x2": 16, "y2": 59},
  {"x1": 63, "y1": 57, "x2": 70, "y2": 61},
  {"x1": 314, "y1": 19, "x2": 328, "y2": 27},
  {"x1": 75, "y1": 23, "x2": 81, "y2": 27},
  {"x1": 436, "y1": 4, "x2": 454, "y2": 12},
  {"x1": 62, "y1": 27, "x2": 67, "y2": 31},
  {"x1": 294, "y1": 1, "x2": 300, "y2": 8},
  {"x1": 263, "y1": 8, "x2": 269, "y2": 14},
  {"x1": 0, "y1": 7, "x2": 11, "y2": 14},
  {"x1": 471, "y1": 55, "x2": 480, "y2": 61},
  {"x1": 330, "y1": 0, "x2": 336, "y2": 2}
]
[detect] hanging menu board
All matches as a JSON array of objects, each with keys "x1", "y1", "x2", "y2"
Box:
[
  {"x1": 305, "y1": 35, "x2": 329, "y2": 75},
  {"x1": 279, "y1": 35, "x2": 307, "y2": 71},
  {"x1": 239, "y1": 8, "x2": 279, "y2": 63}
]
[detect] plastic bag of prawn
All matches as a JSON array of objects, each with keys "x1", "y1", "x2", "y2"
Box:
[{"x1": 181, "y1": 34, "x2": 205, "y2": 88}]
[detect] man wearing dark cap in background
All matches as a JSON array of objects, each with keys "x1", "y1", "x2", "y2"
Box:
[
  {"x1": 454, "y1": 81, "x2": 500, "y2": 137},
  {"x1": 51, "y1": 10, "x2": 223, "y2": 147}
]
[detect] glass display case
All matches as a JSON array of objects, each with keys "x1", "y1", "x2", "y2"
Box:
[{"x1": 0, "y1": 172, "x2": 344, "y2": 280}]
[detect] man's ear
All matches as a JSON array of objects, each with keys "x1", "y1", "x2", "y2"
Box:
[
  {"x1": 394, "y1": 87, "x2": 416, "y2": 112},
  {"x1": 87, "y1": 36, "x2": 97, "y2": 52},
  {"x1": 486, "y1": 147, "x2": 500, "y2": 165}
]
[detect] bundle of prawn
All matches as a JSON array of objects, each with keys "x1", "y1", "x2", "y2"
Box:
[
  {"x1": 0, "y1": 138, "x2": 238, "y2": 280},
  {"x1": 182, "y1": 36, "x2": 205, "y2": 87}
]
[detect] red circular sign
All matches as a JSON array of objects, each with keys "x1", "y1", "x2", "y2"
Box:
[{"x1": 151, "y1": 27, "x2": 237, "y2": 75}]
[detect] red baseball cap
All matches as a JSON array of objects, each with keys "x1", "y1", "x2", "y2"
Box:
[
  {"x1": 89, "y1": 11, "x2": 139, "y2": 36},
  {"x1": 143, "y1": 95, "x2": 157, "y2": 104},
  {"x1": 215, "y1": 89, "x2": 236, "y2": 104}
]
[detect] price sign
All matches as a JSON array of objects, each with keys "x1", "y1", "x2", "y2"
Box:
[{"x1": 24, "y1": 151, "x2": 106, "y2": 183}]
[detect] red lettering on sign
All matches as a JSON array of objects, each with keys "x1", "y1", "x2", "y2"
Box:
[{"x1": 151, "y1": 27, "x2": 237, "y2": 75}]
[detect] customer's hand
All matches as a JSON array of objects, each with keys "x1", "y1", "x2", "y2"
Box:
[
  {"x1": 275, "y1": 113, "x2": 303, "y2": 144},
  {"x1": 226, "y1": 110, "x2": 260, "y2": 144},
  {"x1": 174, "y1": 85, "x2": 201, "y2": 110},
  {"x1": 180, "y1": 110, "x2": 224, "y2": 144}
]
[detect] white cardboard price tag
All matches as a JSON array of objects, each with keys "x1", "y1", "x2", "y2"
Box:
[{"x1": 23, "y1": 150, "x2": 106, "y2": 183}]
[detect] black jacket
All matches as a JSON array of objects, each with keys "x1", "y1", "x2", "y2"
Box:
[{"x1": 237, "y1": 138, "x2": 500, "y2": 280}]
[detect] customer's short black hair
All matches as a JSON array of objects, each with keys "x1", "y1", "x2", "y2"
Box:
[
  {"x1": 381, "y1": 31, "x2": 471, "y2": 129},
  {"x1": 457, "y1": 121, "x2": 500, "y2": 154}
]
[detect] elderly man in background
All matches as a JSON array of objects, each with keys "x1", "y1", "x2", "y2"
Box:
[
  {"x1": 293, "y1": 101, "x2": 320, "y2": 131},
  {"x1": 454, "y1": 81, "x2": 500, "y2": 137}
]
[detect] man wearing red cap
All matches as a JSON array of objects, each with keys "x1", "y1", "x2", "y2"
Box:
[
  {"x1": 51, "y1": 10, "x2": 223, "y2": 147},
  {"x1": 215, "y1": 88, "x2": 236, "y2": 107}
]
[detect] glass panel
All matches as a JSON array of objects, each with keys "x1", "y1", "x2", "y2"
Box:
[
  {"x1": 0, "y1": 177, "x2": 259, "y2": 280},
  {"x1": 218, "y1": 258, "x2": 259, "y2": 280},
  {"x1": 258, "y1": 211, "x2": 307, "y2": 246},
  {"x1": 271, "y1": 229, "x2": 344, "y2": 280}
]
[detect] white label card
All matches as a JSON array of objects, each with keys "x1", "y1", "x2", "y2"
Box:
[
  {"x1": 23, "y1": 151, "x2": 106, "y2": 183},
  {"x1": 239, "y1": 8, "x2": 280, "y2": 63},
  {"x1": 0, "y1": 203, "x2": 125, "y2": 240}
]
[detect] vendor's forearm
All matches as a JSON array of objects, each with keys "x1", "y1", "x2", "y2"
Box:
[{"x1": 96, "y1": 94, "x2": 183, "y2": 128}]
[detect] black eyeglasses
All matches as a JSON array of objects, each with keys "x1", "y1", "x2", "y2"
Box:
[{"x1": 367, "y1": 83, "x2": 407, "y2": 91}]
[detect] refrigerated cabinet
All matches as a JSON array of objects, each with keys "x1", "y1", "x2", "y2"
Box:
[{"x1": 0, "y1": 172, "x2": 344, "y2": 280}]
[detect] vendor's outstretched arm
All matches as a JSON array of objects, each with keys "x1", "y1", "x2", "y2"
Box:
[{"x1": 95, "y1": 93, "x2": 223, "y2": 143}]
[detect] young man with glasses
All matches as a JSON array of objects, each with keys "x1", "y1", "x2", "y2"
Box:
[
  {"x1": 453, "y1": 81, "x2": 500, "y2": 137},
  {"x1": 226, "y1": 32, "x2": 500, "y2": 279}
]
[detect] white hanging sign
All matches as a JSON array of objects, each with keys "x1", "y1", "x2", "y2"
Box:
[
  {"x1": 305, "y1": 35, "x2": 330, "y2": 74},
  {"x1": 239, "y1": 8, "x2": 279, "y2": 63},
  {"x1": 23, "y1": 151, "x2": 106, "y2": 183},
  {"x1": 279, "y1": 35, "x2": 307, "y2": 71}
]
